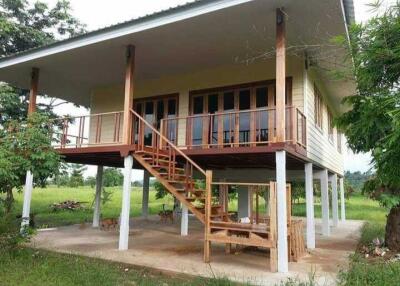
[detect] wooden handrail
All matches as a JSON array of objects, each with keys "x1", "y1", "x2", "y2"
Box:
[
  {"x1": 50, "y1": 111, "x2": 124, "y2": 122},
  {"x1": 130, "y1": 109, "x2": 207, "y2": 176}
]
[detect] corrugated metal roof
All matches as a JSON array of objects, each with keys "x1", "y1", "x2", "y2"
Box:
[
  {"x1": 0, "y1": 0, "x2": 212, "y2": 60},
  {"x1": 0, "y1": 0, "x2": 354, "y2": 62}
]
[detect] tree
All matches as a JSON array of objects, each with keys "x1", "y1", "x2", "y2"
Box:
[
  {"x1": 68, "y1": 164, "x2": 86, "y2": 188},
  {"x1": 0, "y1": 113, "x2": 61, "y2": 213},
  {"x1": 103, "y1": 168, "x2": 123, "y2": 187},
  {"x1": 335, "y1": 2, "x2": 400, "y2": 251},
  {"x1": 0, "y1": 0, "x2": 85, "y2": 126},
  {"x1": 85, "y1": 176, "x2": 96, "y2": 188}
]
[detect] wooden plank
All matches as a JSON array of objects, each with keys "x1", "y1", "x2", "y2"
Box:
[
  {"x1": 122, "y1": 45, "x2": 135, "y2": 145},
  {"x1": 28, "y1": 68, "x2": 39, "y2": 115},
  {"x1": 204, "y1": 170, "x2": 213, "y2": 263},
  {"x1": 275, "y1": 8, "x2": 286, "y2": 143},
  {"x1": 208, "y1": 234, "x2": 273, "y2": 248}
]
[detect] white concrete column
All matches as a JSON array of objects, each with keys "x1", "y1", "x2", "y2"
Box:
[
  {"x1": 21, "y1": 170, "x2": 34, "y2": 231},
  {"x1": 339, "y1": 177, "x2": 346, "y2": 221},
  {"x1": 119, "y1": 155, "x2": 133, "y2": 250},
  {"x1": 276, "y1": 151, "x2": 288, "y2": 273},
  {"x1": 142, "y1": 170, "x2": 150, "y2": 218},
  {"x1": 320, "y1": 169, "x2": 330, "y2": 236},
  {"x1": 330, "y1": 174, "x2": 339, "y2": 227},
  {"x1": 237, "y1": 186, "x2": 250, "y2": 219},
  {"x1": 181, "y1": 204, "x2": 188, "y2": 236},
  {"x1": 93, "y1": 166, "x2": 104, "y2": 228},
  {"x1": 305, "y1": 163, "x2": 315, "y2": 249}
]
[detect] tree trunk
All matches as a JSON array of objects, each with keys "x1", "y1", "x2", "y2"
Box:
[
  {"x1": 5, "y1": 188, "x2": 14, "y2": 214},
  {"x1": 385, "y1": 205, "x2": 400, "y2": 252}
]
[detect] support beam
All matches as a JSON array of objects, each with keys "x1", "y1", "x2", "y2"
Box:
[
  {"x1": 320, "y1": 169, "x2": 330, "y2": 236},
  {"x1": 93, "y1": 166, "x2": 104, "y2": 228},
  {"x1": 122, "y1": 45, "x2": 135, "y2": 145},
  {"x1": 305, "y1": 163, "x2": 315, "y2": 249},
  {"x1": 330, "y1": 174, "x2": 339, "y2": 227},
  {"x1": 276, "y1": 150, "x2": 288, "y2": 273},
  {"x1": 28, "y1": 68, "x2": 39, "y2": 115},
  {"x1": 119, "y1": 155, "x2": 133, "y2": 250},
  {"x1": 340, "y1": 177, "x2": 346, "y2": 221},
  {"x1": 275, "y1": 8, "x2": 286, "y2": 142},
  {"x1": 21, "y1": 171, "x2": 34, "y2": 231},
  {"x1": 142, "y1": 170, "x2": 150, "y2": 218},
  {"x1": 181, "y1": 204, "x2": 188, "y2": 236}
]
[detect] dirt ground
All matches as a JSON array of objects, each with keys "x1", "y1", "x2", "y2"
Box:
[{"x1": 30, "y1": 216, "x2": 363, "y2": 285}]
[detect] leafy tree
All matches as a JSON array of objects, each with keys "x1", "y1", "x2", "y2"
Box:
[
  {"x1": 335, "y1": 2, "x2": 400, "y2": 251},
  {"x1": 0, "y1": 0, "x2": 85, "y2": 126},
  {"x1": 0, "y1": 113, "x2": 60, "y2": 213},
  {"x1": 85, "y1": 176, "x2": 96, "y2": 188},
  {"x1": 103, "y1": 168, "x2": 123, "y2": 187},
  {"x1": 68, "y1": 164, "x2": 86, "y2": 188}
]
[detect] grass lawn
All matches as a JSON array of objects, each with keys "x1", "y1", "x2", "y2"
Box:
[
  {"x1": 0, "y1": 248, "x2": 238, "y2": 286},
  {"x1": 8, "y1": 185, "x2": 388, "y2": 227}
]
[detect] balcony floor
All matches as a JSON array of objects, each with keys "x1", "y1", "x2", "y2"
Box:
[{"x1": 58, "y1": 143, "x2": 308, "y2": 170}]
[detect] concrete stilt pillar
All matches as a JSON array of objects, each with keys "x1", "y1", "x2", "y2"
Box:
[
  {"x1": 237, "y1": 186, "x2": 250, "y2": 219},
  {"x1": 276, "y1": 151, "x2": 288, "y2": 273},
  {"x1": 305, "y1": 163, "x2": 315, "y2": 249},
  {"x1": 21, "y1": 170, "x2": 34, "y2": 231},
  {"x1": 330, "y1": 174, "x2": 339, "y2": 227},
  {"x1": 119, "y1": 155, "x2": 133, "y2": 250},
  {"x1": 142, "y1": 170, "x2": 150, "y2": 218},
  {"x1": 181, "y1": 204, "x2": 188, "y2": 236},
  {"x1": 339, "y1": 177, "x2": 346, "y2": 221},
  {"x1": 320, "y1": 169, "x2": 330, "y2": 236},
  {"x1": 93, "y1": 166, "x2": 104, "y2": 228}
]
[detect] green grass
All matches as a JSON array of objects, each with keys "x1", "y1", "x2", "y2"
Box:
[
  {"x1": 0, "y1": 248, "x2": 238, "y2": 286},
  {"x1": 10, "y1": 185, "x2": 175, "y2": 227}
]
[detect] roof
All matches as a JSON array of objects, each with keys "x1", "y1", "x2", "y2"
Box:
[{"x1": 0, "y1": 0, "x2": 355, "y2": 64}]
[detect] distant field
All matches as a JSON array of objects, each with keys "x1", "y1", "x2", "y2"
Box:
[{"x1": 10, "y1": 186, "x2": 388, "y2": 227}]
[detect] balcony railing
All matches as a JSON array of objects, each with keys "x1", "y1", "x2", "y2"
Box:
[
  {"x1": 160, "y1": 106, "x2": 306, "y2": 150},
  {"x1": 51, "y1": 111, "x2": 124, "y2": 148}
]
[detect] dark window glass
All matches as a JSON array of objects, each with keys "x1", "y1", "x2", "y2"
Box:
[
  {"x1": 135, "y1": 103, "x2": 142, "y2": 114},
  {"x1": 239, "y1": 89, "x2": 250, "y2": 110},
  {"x1": 208, "y1": 94, "x2": 218, "y2": 113},
  {"x1": 168, "y1": 99, "x2": 176, "y2": 115},
  {"x1": 145, "y1": 101, "x2": 153, "y2": 114},
  {"x1": 193, "y1": 96, "x2": 204, "y2": 114},
  {"x1": 156, "y1": 100, "x2": 164, "y2": 122},
  {"x1": 256, "y1": 87, "x2": 268, "y2": 108},
  {"x1": 223, "y1": 92, "x2": 234, "y2": 110}
]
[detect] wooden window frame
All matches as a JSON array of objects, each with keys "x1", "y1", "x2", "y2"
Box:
[
  {"x1": 313, "y1": 84, "x2": 323, "y2": 131},
  {"x1": 327, "y1": 109, "x2": 334, "y2": 144}
]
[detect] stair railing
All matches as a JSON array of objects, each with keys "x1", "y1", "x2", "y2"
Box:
[{"x1": 130, "y1": 109, "x2": 207, "y2": 184}]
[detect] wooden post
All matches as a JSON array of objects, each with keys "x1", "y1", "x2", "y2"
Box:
[
  {"x1": 28, "y1": 68, "x2": 39, "y2": 115},
  {"x1": 204, "y1": 170, "x2": 212, "y2": 263},
  {"x1": 122, "y1": 45, "x2": 135, "y2": 145},
  {"x1": 275, "y1": 8, "x2": 286, "y2": 143}
]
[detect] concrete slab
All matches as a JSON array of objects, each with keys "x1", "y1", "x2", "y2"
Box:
[{"x1": 30, "y1": 217, "x2": 363, "y2": 285}]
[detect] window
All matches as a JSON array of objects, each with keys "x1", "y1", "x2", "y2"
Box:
[
  {"x1": 328, "y1": 110, "x2": 334, "y2": 143},
  {"x1": 314, "y1": 84, "x2": 323, "y2": 129},
  {"x1": 337, "y1": 132, "x2": 342, "y2": 153}
]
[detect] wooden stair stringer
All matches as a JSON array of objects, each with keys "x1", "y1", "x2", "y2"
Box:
[{"x1": 133, "y1": 153, "x2": 205, "y2": 224}]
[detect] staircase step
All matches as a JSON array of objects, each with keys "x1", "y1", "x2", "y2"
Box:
[{"x1": 136, "y1": 150, "x2": 170, "y2": 158}]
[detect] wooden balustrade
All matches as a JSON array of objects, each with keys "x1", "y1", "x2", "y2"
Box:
[
  {"x1": 161, "y1": 106, "x2": 307, "y2": 150},
  {"x1": 51, "y1": 111, "x2": 124, "y2": 148}
]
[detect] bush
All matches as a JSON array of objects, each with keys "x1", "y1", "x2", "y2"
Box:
[
  {"x1": 338, "y1": 255, "x2": 400, "y2": 286},
  {"x1": 359, "y1": 222, "x2": 385, "y2": 247},
  {"x1": 0, "y1": 215, "x2": 30, "y2": 254}
]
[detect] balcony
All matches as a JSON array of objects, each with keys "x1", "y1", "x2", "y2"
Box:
[
  {"x1": 160, "y1": 106, "x2": 306, "y2": 151},
  {"x1": 51, "y1": 106, "x2": 306, "y2": 156}
]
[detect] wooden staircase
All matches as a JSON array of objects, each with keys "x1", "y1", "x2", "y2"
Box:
[{"x1": 131, "y1": 109, "x2": 225, "y2": 224}]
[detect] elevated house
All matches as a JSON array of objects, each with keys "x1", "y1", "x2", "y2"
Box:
[{"x1": 0, "y1": 0, "x2": 355, "y2": 273}]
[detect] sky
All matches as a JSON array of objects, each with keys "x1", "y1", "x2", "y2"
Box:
[{"x1": 42, "y1": 0, "x2": 377, "y2": 177}]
